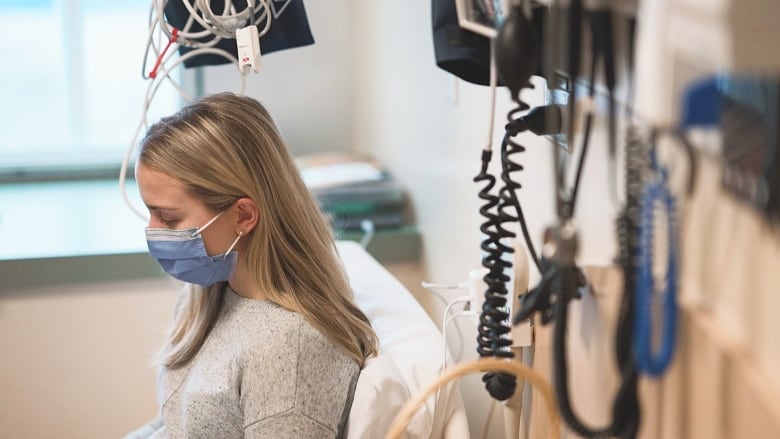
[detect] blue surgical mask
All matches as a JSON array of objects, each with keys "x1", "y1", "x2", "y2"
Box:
[{"x1": 145, "y1": 212, "x2": 244, "y2": 287}]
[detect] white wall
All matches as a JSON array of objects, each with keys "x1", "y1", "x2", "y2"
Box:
[
  {"x1": 0, "y1": 279, "x2": 179, "y2": 439},
  {"x1": 202, "y1": 0, "x2": 355, "y2": 155}
]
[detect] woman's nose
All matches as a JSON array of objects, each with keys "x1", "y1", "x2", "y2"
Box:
[{"x1": 147, "y1": 217, "x2": 162, "y2": 229}]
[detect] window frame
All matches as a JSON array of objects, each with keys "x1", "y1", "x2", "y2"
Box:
[{"x1": 0, "y1": 0, "x2": 202, "y2": 185}]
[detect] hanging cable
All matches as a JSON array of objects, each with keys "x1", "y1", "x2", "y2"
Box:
[
  {"x1": 510, "y1": 2, "x2": 642, "y2": 437},
  {"x1": 121, "y1": 0, "x2": 267, "y2": 220},
  {"x1": 148, "y1": 27, "x2": 180, "y2": 79},
  {"x1": 512, "y1": 8, "x2": 597, "y2": 325},
  {"x1": 532, "y1": 124, "x2": 643, "y2": 439},
  {"x1": 633, "y1": 138, "x2": 679, "y2": 377},
  {"x1": 474, "y1": 0, "x2": 547, "y2": 402},
  {"x1": 566, "y1": 42, "x2": 598, "y2": 219},
  {"x1": 119, "y1": 42, "x2": 243, "y2": 221},
  {"x1": 611, "y1": 124, "x2": 644, "y2": 439},
  {"x1": 549, "y1": 0, "x2": 582, "y2": 223},
  {"x1": 499, "y1": 105, "x2": 543, "y2": 274},
  {"x1": 473, "y1": 45, "x2": 517, "y2": 400},
  {"x1": 588, "y1": 7, "x2": 620, "y2": 207},
  {"x1": 478, "y1": 100, "x2": 569, "y2": 401},
  {"x1": 529, "y1": 126, "x2": 646, "y2": 439},
  {"x1": 436, "y1": 296, "x2": 474, "y2": 408}
]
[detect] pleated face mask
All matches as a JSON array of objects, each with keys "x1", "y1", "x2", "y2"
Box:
[{"x1": 145, "y1": 212, "x2": 243, "y2": 287}]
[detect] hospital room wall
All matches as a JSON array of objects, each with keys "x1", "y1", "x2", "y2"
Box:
[
  {"x1": 349, "y1": 1, "x2": 780, "y2": 438},
  {"x1": 0, "y1": 279, "x2": 181, "y2": 439},
  {"x1": 349, "y1": 2, "x2": 617, "y2": 438},
  {"x1": 199, "y1": 0, "x2": 355, "y2": 154}
]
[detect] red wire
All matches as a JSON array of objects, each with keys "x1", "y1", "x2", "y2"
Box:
[{"x1": 149, "y1": 27, "x2": 179, "y2": 79}]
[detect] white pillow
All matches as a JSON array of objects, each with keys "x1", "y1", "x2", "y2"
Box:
[{"x1": 346, "y1": 354, "x2": 428, "y2": 439}]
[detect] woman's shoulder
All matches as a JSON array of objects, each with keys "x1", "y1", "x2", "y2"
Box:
[
  {"x1": 238, "y1": 318, "x2": 359, "y2": 435},
  {"x1": 221, "y1": 288, "x2": 354, "y2": 367},
  {"x1": 219, "y1": 288, "x2": 359, "y2": 432},
  {"x1": 234, "y1": 305, "x2": 301, "y2": 354},
  {"x1": 222, "y1": 288, "x2": 300, "y2": 332}
]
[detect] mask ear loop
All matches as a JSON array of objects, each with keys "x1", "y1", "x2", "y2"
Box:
[
  {"x1": 193, "y1": 211, "x2": 225, "y2": 236},
  {"x1": 222, "y1": 230, "x2": 245, "y2": 259}
]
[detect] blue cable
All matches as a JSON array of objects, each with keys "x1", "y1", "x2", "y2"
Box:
[{"x1": 633, "y1": 162, "x2": 679, "y2": 377}]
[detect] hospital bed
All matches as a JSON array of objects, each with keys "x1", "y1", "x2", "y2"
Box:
[{"x1": 337, "y1": 241, "x2": 471, "y2": 439}]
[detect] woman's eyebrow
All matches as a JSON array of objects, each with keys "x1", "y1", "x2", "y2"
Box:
[{"x1": 147, "y1": 205, "x2": 180, "y2": 212}]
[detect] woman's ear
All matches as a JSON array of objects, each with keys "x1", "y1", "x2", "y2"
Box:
[{"x1": 234, "y1": 197, "x2": 259, "y2": 235}]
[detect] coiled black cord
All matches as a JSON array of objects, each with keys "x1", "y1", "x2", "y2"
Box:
[
  {"x1": 476, "y1": 0, "x2": 576, "y2": 403},
  {"x1": 499, "y1": 104, "x2": 543, "y2": 273},
  {"x1": 477, "y1": 99, "x2": 548, "y2": 401},
  {"x1": 479, "y1": 98, "x2": 569, "y2": 401},
  {"x1": 474, "y1": 149, "x2": 517, "y2": 401}
]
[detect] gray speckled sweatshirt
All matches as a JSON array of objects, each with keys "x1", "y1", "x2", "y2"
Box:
[{"x1": 125, "y1": 287, "x2": 359, "y2": 439}]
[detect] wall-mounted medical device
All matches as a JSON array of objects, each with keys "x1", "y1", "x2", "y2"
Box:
[
  {"x1": 162, "y1": 0, "x2": 314, "y2": 68},
  {"x1": 717, "y1": 75, "x2": 780, "y2": 219},
  {"x1": 454, "y1": 0, "x2": 509, "y2": 38},
  {"x1": 632, "y1": 0, "x2": 780, "y2": 222}
]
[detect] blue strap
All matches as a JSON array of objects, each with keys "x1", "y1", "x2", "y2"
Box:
[{"x1": 633, "y1": 168, "x2": 679, "y2": 376}]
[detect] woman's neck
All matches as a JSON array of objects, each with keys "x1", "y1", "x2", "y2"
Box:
[{"x1": 228, "y1": 263, "x2": 267, "y2": 300}]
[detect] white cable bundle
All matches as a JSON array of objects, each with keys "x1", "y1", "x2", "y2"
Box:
[
  {"x1": 121, "y1": 0, "x2": 272, "y2": 220},
  {"x1": 147, "y1": 0, "x2": 272, "y2": 49}
]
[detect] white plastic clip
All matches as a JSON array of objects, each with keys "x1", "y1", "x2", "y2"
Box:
[{"x1": 236, "y1": 25, "x2": 262, "y2": 73}]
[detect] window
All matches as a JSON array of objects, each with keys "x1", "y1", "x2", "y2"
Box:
[{"x1": 0, "y1": 0, "x2": 183, "y2": 176}]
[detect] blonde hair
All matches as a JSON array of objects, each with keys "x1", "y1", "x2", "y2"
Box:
[{"x1": 140, "y1": 92, "x2": 378, "y2": 368}]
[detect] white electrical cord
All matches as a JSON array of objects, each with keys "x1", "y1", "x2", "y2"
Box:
[
  {"x1": 420, "y1": 282, "x2": 469, "y2": 365},
  {"x1": 485, "y1": 39, "x2": 499, "y2": 152},
  {"x1": 151, "y1": 0, "x2": 271, "y2": 47},
  {"x1": 442, "y1": 309, "x2": 478, "y2": 365},
  {"x1": 441, "y1": 305, "x2": 475, "y2": 363},
  {"x1": 120, "y1": 45, "x2": 243, "y2": 220},
  {"x1": 436, "y1": 297, "x2": 476, "y2": 409},
  {"x1": 197, "y1": 0, "x2": 272, "y2": 39},
  {"x1": 121, "y1": 0, "x2": 264, "y2": 220},
  {"x1": 440, "y1": 296, "x2": 472, "y2": 363}
]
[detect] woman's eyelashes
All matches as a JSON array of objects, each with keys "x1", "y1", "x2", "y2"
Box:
[
  {"x1": 156, "y1": 211, "x2": 180, "y2": 228},
  {"x1": 161, "y1": 218, "x2": 179, "y2": 228}
]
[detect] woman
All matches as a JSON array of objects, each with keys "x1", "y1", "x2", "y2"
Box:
[{"x1": 126, "y1": 92, "x2": 378, "y2": 438}]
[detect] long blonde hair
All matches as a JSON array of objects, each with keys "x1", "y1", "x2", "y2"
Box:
[{"x1": 140, "y1": 92, "x2": 378, "y2": 368}]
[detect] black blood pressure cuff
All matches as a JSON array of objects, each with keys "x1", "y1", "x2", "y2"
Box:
[
  {"x1": 431, "y1": 1, "x2": 548, "y2": 86},
  {"x1": 431, "y1": 0, "x2": 493, "y2": 86},
  {"x1": 164, "y1": 0, "x2": 315, "y2": 68}
]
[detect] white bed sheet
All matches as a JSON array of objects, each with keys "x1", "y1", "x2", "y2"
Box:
[{"x1": 336, "y1": 241, "x2": 470, "y2": 439}]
